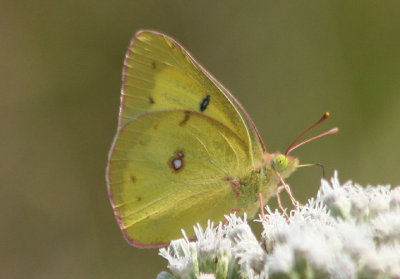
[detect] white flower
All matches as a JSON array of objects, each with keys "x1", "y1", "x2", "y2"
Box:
[{"x1": 158, "y1": 171, "x2": 400, "y2": 279}]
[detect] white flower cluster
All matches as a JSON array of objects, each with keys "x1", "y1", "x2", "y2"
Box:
[{"x1": 157, "y1": 172, "x2": 400, "y2": 279}]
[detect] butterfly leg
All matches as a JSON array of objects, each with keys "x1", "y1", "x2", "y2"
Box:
[
  {"x1": 223, "y1": 208, "x2": 241, "y2": 226},
  {"x1": 276, "y1": 172, "x2": 301, "y2": 206},
  {"x1": 258, "y1": 192, "x2": 265, "y2": 220},
  {"x1": 275, "y1": 172, "x2": 302, "y2": 218},
  {"x1": 275, "y1": 185, "x2": 289, "y2": 219}
]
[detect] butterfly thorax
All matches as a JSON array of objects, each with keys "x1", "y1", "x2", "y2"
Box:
[{"x1": 236, "y1": 153, "x2": 299, "y2": 217}]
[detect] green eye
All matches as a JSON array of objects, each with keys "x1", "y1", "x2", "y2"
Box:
[{"x1": 274, "y1": 154, "x2": 289, "y2": 172}]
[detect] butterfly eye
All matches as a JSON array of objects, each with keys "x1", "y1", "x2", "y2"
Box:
[{"x1": 273, "y1": 154, "x2": 289, "y2": 172}]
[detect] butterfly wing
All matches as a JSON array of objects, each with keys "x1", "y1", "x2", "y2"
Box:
[
  {"x1": 107, "y1": 31, "x2": 272, "y2": 247},
  {"x1": 107, "y1": 110, "x2": 252, "y2": 247},
  {"x1": 119, "y1": 30, "x2": 265, "y2": 165}
]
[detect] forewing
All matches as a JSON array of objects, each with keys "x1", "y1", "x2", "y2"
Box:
[
  {"x1": 120, "y1": 30, "x2": 264, "y2": 165},
  {"x1": 107, "y1": 110, "x2": 252, "y2": 247}
]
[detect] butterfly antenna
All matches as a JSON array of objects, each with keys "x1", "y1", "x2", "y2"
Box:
[{"x1": 285, "y1": 112, "x2": 338, "y2": 156}]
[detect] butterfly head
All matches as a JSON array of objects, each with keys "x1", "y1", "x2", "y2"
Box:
[{"x1": 264, "y1": 153, "x2": 299, "y2": 179}]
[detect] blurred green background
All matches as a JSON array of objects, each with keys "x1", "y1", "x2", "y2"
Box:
[{"x1": 2, "y1": 1, "x2": 400, "y2": 278}]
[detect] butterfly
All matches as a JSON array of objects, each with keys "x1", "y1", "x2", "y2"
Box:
[{"x1": 106, "y1": 30, "x2": 336, "y2": 248}]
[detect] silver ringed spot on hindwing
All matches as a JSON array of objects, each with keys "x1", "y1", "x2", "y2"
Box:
[{"x1": 169, "y1": 150, "x2": 185, "y2": 172}]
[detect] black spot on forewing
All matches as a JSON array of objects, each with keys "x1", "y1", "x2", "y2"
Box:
[
  {"x1": 136, "y1": 196, "x2": 142, "y2": 201},
  {"x1": 200, "y1": 95, "x2": 210, "y2": 112},
  {"x1": 169, "y1": 150, "x2": 185, "y2": 173},
  {"x1": 149, "y1": 96, "x2": 155, "y2": 104},
  {"x1": 131, "y1": 175, "x2": 136, "y2": 183},
  {"x1": 151, "y1": 62, "x2": 157, "y2": 69},
  {"x1": 179, "y1": 111, "x2": 191, "y2": 127}
]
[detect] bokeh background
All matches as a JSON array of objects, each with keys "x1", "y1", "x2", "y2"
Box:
[{"x1": 2, "y1": 1, "x2": 400, "y2": 278}]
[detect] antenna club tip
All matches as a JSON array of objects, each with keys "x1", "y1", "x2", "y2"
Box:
[
  {"x1": 322, "y1": 112, "x2": 330, "y2": 119},
  {"x1": 330, "y1": 127, "x2": 339, "y2": 134}
]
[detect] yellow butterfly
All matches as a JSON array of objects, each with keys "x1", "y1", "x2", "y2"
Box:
[{"x1": 106, "y1": 30, "x2": 336, "y2": 248}]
